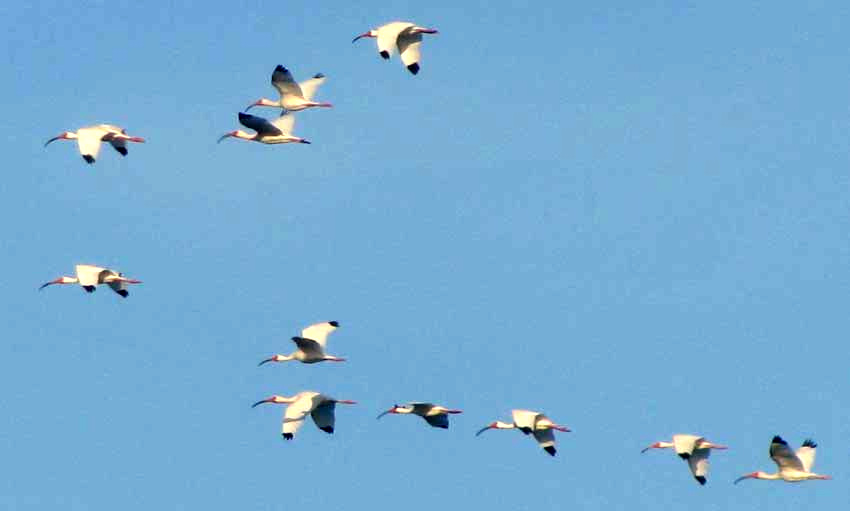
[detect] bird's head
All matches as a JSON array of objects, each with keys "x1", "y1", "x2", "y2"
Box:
[
  {"x1": 44, "y1": 131, "x2": 77, "y2": 146},
  {"x1": 251, "y1": 395, "x2": 287, "y2": 408},
  {"x1": 352, "y1": 29, "x2": 378, "y2": 43},
  {"x1": 733, "y1": 471, "x2": 763, "y2": 484},
  {"x1": 258, "y1": 354, "x2": 285, "y2": 366}
]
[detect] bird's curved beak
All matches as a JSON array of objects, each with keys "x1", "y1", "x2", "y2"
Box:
[
  {"x1": 251, "y1": 398, "x2": 272, "y2": 408},
  {"x1": 217, "y1": 132, "x2": 235, "y2": 143},
  {"x1": 352, "y1": 32, "x2": 370, "y2": 43},
  {"x1": 733, "y1": 473, "x2": 756, "y2": 484},
  {"x1": 376, "y1": 408, "x2": 394, "y2": 420},
  {"x1": 258, "y1": 357, "x2": 275, "y2": 366},
  {"x1": 38, "y1": 278, "x2": 62, "y2": 290},
  {"x1": 44, "y1": 135, "x2": 63, "y2": 147},
  {"x1": 640, "y1": 442, "x2": 660, "y2": 453},
  {"x1": 475, "y1": 425, "x2": 494, "y2": 437},
  {"x1": 553, "y1": 425, "x2": 571, "y2": 433},
  {"x1": 245, "y1": 100, "x2": 260, "y2": 111}
]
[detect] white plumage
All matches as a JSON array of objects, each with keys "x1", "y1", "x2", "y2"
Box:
[
  {"x1": 252, "y1": 391, "x2": 356, "y2": 440},
  {"x1": 353, "y1": 21, "x2": 439, "y2": 75},
  {"x1": 45, "y1": 124, "x2": 145, "y2": 164}
]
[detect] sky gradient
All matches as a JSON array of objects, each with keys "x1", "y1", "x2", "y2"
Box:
[{"x1": 1, "y1": 2, "x2": 848, "y2": 509}]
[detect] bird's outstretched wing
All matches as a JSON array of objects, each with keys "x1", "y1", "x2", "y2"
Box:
[
  {"x1": 377, "y1": 22, "x2": 413, "y2": 57},
  {"x1": 796, "y1": 439, "x2": 817, "y2": 473},
  {"x1": 533, "y1": 428, "x2": 557, "y2": 456},
  {"x1": 281, "y1": 393, "x2": 316, "y2": 439},
  {"x1": 673, "y1": 435, "x2": 702, "y2": 458},
  {"x1": 511, "y1": 409, "x2": 539, "y2": 434},
  {"x1": 687, "y1": 448, "x2": 711, "y2": 485},
  {"x1": 298, "y1": 74, "x2": 326, "y2": 101},
  {"x1": 269, "y1": 111, "x2": 296, "y2": 136},
  {"x1": 769, "y1": 436, "x2": 805, "y2": 472},
  {"x1": 271, "y1": 65, "x2": 304, "y2": 99},
  {"x1": 75, "y1": 265, "x2": 105, "y2": 286},
  {"x1": 397, "y1": 28, "x2": 423, "y2": 73},
  {"x1": 238, "y1": 112, "x2": 282, "y2": 136},
  {"x1": 76, "y1": 126, "x2": 111, "y2": 163},
  {"x1": 300, "y1": 321, "x2": 338, "y2": 348},
  {"x1": 423, "y1": 413, "x2": 449, "y2": 429},
  {"x1": 291, "y1": 337, "x2": 324, "y2": 358},
  {"x1": 311, "y1": 400, "x2": 336, "y2": 434}
]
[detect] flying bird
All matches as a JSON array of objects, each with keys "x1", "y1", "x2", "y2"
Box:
[
  {"x1": 641, "y1": 434, "x2": 728, "y2": 485},
  {"x1": 217, "y1": 112, "x2": 310, "y2": 145},
  {"x1": 246, "y1": 65, "x2": 332, "y2": 112},
  {"x1": 39, "y1": 264, "x2": 142, "y2": 297},
  {"x1": 45, "y1": 124, "x2": 145, "y2": 164},
  {"x1": 376, "y1": 402, "x2": 462, "y2": 429},
  {"x1": 734, "y1": 436, "x2": 831, "y2": 483},
  {"x1": 252, "y1": 391, "x2": 356, "y2": 440},
  {"x1": 352, "y1": 21, "x2": 438, "y2": 75},
  {"x1": 258, "y1": 321, "x2": 344, "y2": 365},
  {"x1": 476, "y1": 409, "x2": 570, "y2": 456}
]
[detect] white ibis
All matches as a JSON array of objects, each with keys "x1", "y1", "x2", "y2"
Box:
[
  {"x1": 45, "y1": 124, "x2": 145, "y2": 164},
  {"x1": 39, "y1": 264, "x2": 142, "y2": 298},
  {"x1": 641, "y1": 434, "x2": 728, "y2": 485},
  {"x1": 734, "y1": 436, "x2": 831, "y2": 483},
  {"x1": 252, "y1": 391, "x2": 356, "y2": 440},
  {"x1": 475, "y1": 409, "x2": 570, "y2": 456},
  {"x1": 246, "y1": 65, "x2": 332, "y2": 112},
  {"x1": 217, "y1": 112, "x2": 309, "y2": 145},
  {"x1": 352, "y1": 21, "x2": 438, "y2": 75},
  {"x1": 258, "y1": 321, "x2": 344, "y2": 365},
  {"x1": 376, "y1": 402, "x2": 462, "y2": 429}
]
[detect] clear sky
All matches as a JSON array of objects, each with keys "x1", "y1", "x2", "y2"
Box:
[{"x1": 1, "y1": 1, "x2": 848, "y2": 509}]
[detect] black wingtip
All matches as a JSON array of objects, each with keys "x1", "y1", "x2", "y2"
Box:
[
  {"x1": 407, "y1": 63, "x2": 420, "y2": 75},
  {"x1": 329, "y1": 321, "x2": 339, "y2": 327},
  {"x1": 116, "y1": 290, "x2": 129, "y2": 298},
  {"x1": 379, "y1": 50, "x2": 390, "y2": 59},
  {"x1": 771, "y1": 435, "x2": 787, "y2": 445},
  {"x1": 802, "y1": 438, "x2": 817, "y2": 448},
  {"x1": 695, "y1": 476, "x2": 707, "y2": 485},
  {"x1": 678, "y1": 453, "x2": 691, "y2": 460},
  {"x1": 282, "y1": 433, "x2": 293, "y2": 440},
  {"x1": 82, "y1": 155, "x2": 95, "y2": 164},
  {"x1": 544, "y1": 446, "x2": 556, "y2": 456},
  {"x1": 115, "y1": 147, "x2": 128, "y2": 156},
  {"x1": 518, "y1": 427, "x2": 533, "y2": 435},
  {"x1": 319, "y1": 426, "x2": 334, "y2": 434},
  {"x1": 274, "y1": 65, "x2": 287, "y2": 73},
  {"x1": 313, "y1": 73, "x2": 325, "y2": 79},
  {"x1": 83, "y1": 285, "x2": 96, "y2": 293}
]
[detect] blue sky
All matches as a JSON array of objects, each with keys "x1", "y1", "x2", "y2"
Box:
[{"x1": 1, "y1": 1, "x2": 848, "y2": 509}]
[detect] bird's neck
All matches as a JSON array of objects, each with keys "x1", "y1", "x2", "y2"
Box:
[{"x1": 496, "y1": 421, "x2": 515, "y2": 430}]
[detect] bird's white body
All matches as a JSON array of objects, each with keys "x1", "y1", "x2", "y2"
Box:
[
  {"x1": 45, "y1": 124, "x2": 145, "y2": 164},
  {"x1": 218, "y1": 112, "x2": 309, "y2": 145},
  {"x1": 476, "y1": 409, "x2": 570, "y2": 456},
  {"x1": 247, "y1": 65, "x2": 332, "y2": 112},
  {"x1": 40, "y1": 264, "x2": 142, "y2": 297},
  {"x1": 259, "y1": 321, "x2": 344, "y2": 365},
  {"x1": 377, "y1": 402, "x2": 462, "y2": 429},
  {"x1": 735, "y1": 436, "x2": 831, "y2": 483},
  {"x1": 252, "y1": 391, "x2": 356, "y2": 440},
  {"x1": 641, "y1": 434, "x2": 728, "y2": 485},
  {"x1": 352, "y1": 21, "x2": 439, "y2": 75}
]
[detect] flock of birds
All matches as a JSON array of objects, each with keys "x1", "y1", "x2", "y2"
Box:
[{"x1": 38, "y1": 19, "x2": 834, "y2": 489}]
